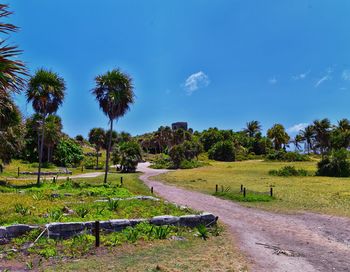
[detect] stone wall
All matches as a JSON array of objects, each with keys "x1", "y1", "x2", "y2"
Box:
[{"x1": 0, "y1": 213, "x2": 218, "y2": 241}]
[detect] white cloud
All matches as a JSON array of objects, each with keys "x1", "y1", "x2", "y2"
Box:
[
  {"x1": 292, "y1": 70, "x2": 310, "y2": 80},
  {"x1": 287, "y1": 123, "x2": 308, "y2": 133},
  {"x1": 342, "y1": 70, "x2": 350, "y2": 81},
  {"x1": 184, "y1": 71, "x2": 210, "y2": 95},
  {"x1": 315, "y1": 68, "x2": 333, "y2": 88},
  {"x1": 268, "y1": 76, "x2": 277, "y2": 85}
]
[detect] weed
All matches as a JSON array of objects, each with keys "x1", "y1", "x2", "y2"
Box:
[
  {"x1": 14, "y1": 203, "x2": 30, "y2": 216},
  {"x1": 107, "y1": 198, "x2": 119, "y2": 211},
  {"x1": 76, "y1": 206, "x2": 89, "y2": 218},
  {"x1": 152, "y1": 225, "x2": 171, "y2": 240},
  {"x1": 196, "y1": 224, "x2": 209, "y2": 240},
  {"x1": 48, "y1": 208, "x2": 63, "y2": 221}
]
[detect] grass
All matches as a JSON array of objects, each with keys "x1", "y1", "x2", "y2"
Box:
[
  {"x1": 41, "y1": 227, "x2": 247, "y2": 272},
  {"x1": 156, "y1": 160, "x2": 350, "y2": 217},
  {"x1": 0, "y1": 173, "x2": 193, "y2": 226}
]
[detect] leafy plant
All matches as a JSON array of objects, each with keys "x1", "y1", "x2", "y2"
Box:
[
  {"x1": 123, "y1": 227, "x2": 139, "y2": 243},
  {"x1": 316, "y1": 148, "x2": 350, "y2": 177},
  {"x1": 152, "y1": 225, "x2": 171, "y2": 240},
  {"x1": 269, "y1": 166, "x2": 308, "y2": 177},
  {"x1": 107, "y1": 198, "x2": 119, "y2": 211},
  {"x1": 14, "y1": 203, "x2": 30, "y2": 215},
  {"x1": 76, "y1": 206, "x2": 89, "y2": 218},
  {"x1": 196, "y1": 224, "x2": 209, "y2": 240},
  {"x1": 48, "y1": 208, "x2": 63, "y2": 221}
]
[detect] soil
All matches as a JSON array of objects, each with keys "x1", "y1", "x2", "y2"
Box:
[{"x1": 138, "y1": 162, "x2": 350, "y2": 272}]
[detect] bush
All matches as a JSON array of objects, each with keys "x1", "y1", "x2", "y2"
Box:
[
  {"x1": 208, "y1": 141, "x2": 235, "y2": 162},
  {"x1": 316, "y1": 149, "x2": 350, "y2": 177},
  {"x1": 265, "y1": 150, "x2": 309, "y2": 162},
  {"x1": 169, "y1": 145, "x2": 185, "y2": 168},
  {"x1": 54, "y1": 138, "x2": 84, "y2": 167},
  {"x1": 150, "y1": 153, "x2": 172, "y2": 169},
  {"x1": 113, "y1": 141, "x2": 142, "y2": 172},
  {"x1": 269, "y1": 166, "x2": 308, "y2": 177}
]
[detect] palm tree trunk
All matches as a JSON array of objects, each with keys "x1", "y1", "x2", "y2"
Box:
[
  {"x1": 104, "y1": 119, "x2": 113, "y2": 183},
  {"x1": 37, "y1": 115, "x2": 46, "y2": 185},
  {"x1": 96, "y1": 149, "x2": 99, "y2": 169}
]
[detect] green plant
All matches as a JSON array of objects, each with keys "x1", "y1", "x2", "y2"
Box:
[
  {"x1": 48, "y1": 208, "x2": 63, "y2": 221},
  {"x1": 196, "y1": 224, "x2": 209, "y2": 240},
  {"x1": 76, "y1": 206, "x2": 89, "y2": 218},
  {"x1": 14, "y1": 203, "x2": 30, "y2": 215},
  {"x1": 26, "y1": 261, "x2": 34, "y2": 270},
  {"x1": 123, "y1": 227, "x2": 139, "y2": 243},
  {"x1": 152, "y1": 225, "x2": 171, "y2": 240},
  {"x1": 269, "y1": 166, "x2": 308, "y2": 177},
  {"x1": 107, "y1": 198, "x2": 119, "y2": 211},
  {"x1": 64, "y1": 234, "x2": 94, "y2": 257},
  {"x1": 208, "y1": 141, "x2": 235, "y2": 162},
  {"x1": 316, "y1": 148, "x2": 350, "y2": 177}
]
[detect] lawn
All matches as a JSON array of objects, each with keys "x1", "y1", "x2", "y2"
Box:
[{"x1": 156, "y1": 160, "x2": 350, "y2": 217}]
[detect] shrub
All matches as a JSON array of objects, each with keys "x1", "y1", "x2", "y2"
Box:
[
  {"x1": 112, "y1": 141, "x2": 142, "y2": 172},
  {"x1": 316, "y1": 149, "x2": 350, "y2": 177},
  {"x1": 14, "y1": 203, "x2": 30, "y2": 215},
  {"x1": 266, "y1": 150, "x2": 309, "y2": 162},
  {"x1": 169, "y1": 145, "x2": 185, "y2": 168},
  {"x1": 208, "y1": 141, "x2": 235, "y2": 162},
  {"x1": 107, "y1": 198, "x2": 119, "y2": 211},
  {"x1": 54, "y1": 138, "x2": 84, "y2": 167},
  {"x1": 269, "y1": 166, "x2": 308, "y2": 177},
  {"x1": 196, "y1": 224, "x2": 209, "y2": 240}
]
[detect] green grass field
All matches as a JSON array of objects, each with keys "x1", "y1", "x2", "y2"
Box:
[{"x1": 156, "y1": 160, "x2": 350, "y2": 217}]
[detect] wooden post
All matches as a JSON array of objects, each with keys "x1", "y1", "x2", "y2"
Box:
[
  {"x1": 0, "y1": 164, "x2": 3, "y2": 173},
  {"x1": 151, "y1": 187, "x2": 154, "y2": 194},
  {"x1": 81, "y1": 165, "x2": 84, "y2": 172},
  {"x1": 53, "y1": 176, "x2": 56, "y2": 183},
  {"x1": 17, "y1": 167, "x2": 20, "y2": 177},
  {"x1": 215, "y1": 184, "x2": 218, "y2": 193},
  {"x1": 243, "y1": 187, "x2": 246, "y2": 198},
  {"x1": 120, "y1": 176, "x2": 123, "y2": 186},
  {"x1": 221, "y1": 185, "x2": 224, "y2": 192},
  {"x1": 240, "y1": 184, "x2": 243, "y2": 192},
  {"x1": 95, "y1": 221, "x2": 100, "y2": 247},
  {"x1": 270, "y1": 187, "x2": 273, "y2": 197}
]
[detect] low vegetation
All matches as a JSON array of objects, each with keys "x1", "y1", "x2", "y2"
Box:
[{"x1": 269, "y1": 166, "x2": 309, "y2": 177}]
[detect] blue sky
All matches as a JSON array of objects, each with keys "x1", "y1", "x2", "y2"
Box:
[{"x1": 8, "y1": 0, "x2": 350, "y2": 137}]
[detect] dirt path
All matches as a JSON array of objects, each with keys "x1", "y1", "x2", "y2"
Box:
[{"x1": 137, "y1": 162, "x2": 350, "y2": 272}]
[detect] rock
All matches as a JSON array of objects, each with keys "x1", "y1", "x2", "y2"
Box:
[
  {"x1": 169, "y1": 235, "x2": 186, "y2": 241},
  {"x1": 46, "y1": 222, "x2": 86, "y2": 238},
  {"x1": 50, "y1": 193, "x2": 60, "y2": 198},
  {"x1": 5, "y1": 224, "x2": 34, "y2": 238},
  {"x1": 64, "y1": 193, "x2": 73, "y2": 197},
  {"x1": 129, "y1": 219, "x2": 147, "y2": 226},
  {"x1": 150, "y1": 215, "x2": 179, "y2": 226},
  {"x1": 200, "y1": 213, "x2": 217, "y2": 226},
  {"x1": 109, "y1": 219, "x2": 131, "y2": 231},
  {"x1": 179, "y1": 215, "x2": 201, "y2": 227},
  {"x1": 62, "y1": 206, "x2": 74, "y2": 215},
  {"x1": 0, "y1": 227, "x2": 6, "y2": 238}
]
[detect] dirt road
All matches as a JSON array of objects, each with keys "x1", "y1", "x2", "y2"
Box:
[{"x1": 137, "y1": 162, "x2": 350, "y2": 272}]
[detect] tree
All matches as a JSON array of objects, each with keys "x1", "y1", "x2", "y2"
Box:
[
  {"x1": 300, "y1": 125, "x2": 314, "y2": 154},
  {"x1": 26, "y1": 69, "x2": 66, "y2": 185},
  {"x1": 316, "y1": 148, "x2": 350, "y2": 177},
  {"x1": 0, "y1": 4, "x2": 27, "y2": 95},
  {"x1": 88, "y1": 128, "x2": 105, "y2": 169},
  {"x1": 112, "y1": 141, "x2": 142, "y2": 172},
  {"x1": 54, "y1": 138, "x2": 84, "y2": 167},
  {"x1": 92, "y1": 69, "x2": 135, "y2": 183},
  {"x1": 244, "y1": 120, "x2": 261, "y2": 137},
  {"x1": 0, "y1": 120, "x2": 25, "y2": 165},
  {"x1": 169, "y1": 145, "x2": 185, "y2": 168},
  {"x1": 208, "y1": 140, "x2": 235, "y2": 161},
  {"x1": 44, "y1": 115, "x2": 62, "y2": 163},
  {"x1": 313, "y1": 119, "x2": 331, "y2": 156},
  {"x1": 267, "y1": 124, "x2": 290, "y2": 150},
  {"x1": 292, "y1": 134, "x2": 303, "y2": 151},
  {"x1": 200, "y1": 128, "x2": 224, "y2": 151}
]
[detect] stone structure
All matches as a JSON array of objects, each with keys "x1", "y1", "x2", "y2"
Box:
[{"x1": 171, "y1": 122, "x2": 188, "y2": 131}]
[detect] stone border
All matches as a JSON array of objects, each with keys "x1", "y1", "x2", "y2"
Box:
[
  {"x1": 19, "y1": 171, "x2": 72, "y2": 175},
  {"x1": 94, "y1": 196, "x2": 160, "y2": 203},
  {"x1": 0, "y1": 213, "x2": 218, "y2": 241}
]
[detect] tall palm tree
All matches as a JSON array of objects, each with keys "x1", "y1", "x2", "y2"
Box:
[
  {"x1": 92, "y1": 69, "x2": 134, "y2": 183},
  {"x1": 244, "y1": 120, "x2": 261, "y2": 137},
  {"x1": 313, "y1": 118, "x2": 331, "y2": 156},
  {"x1": 300, "y1": 125, "x2": 314, "y2": 154},
  {"x1": 337, "y1": 118, "x2": 350, "y2": 132},
  {"x1": 291, "y1": 134, "x2": 303, "y2": 151},
  {"x1": 267, "y1": 124, "x2": 290, "y2": 150},
  {"x1": 26, "y1": 69, "x2": 66, "y2": 185}
]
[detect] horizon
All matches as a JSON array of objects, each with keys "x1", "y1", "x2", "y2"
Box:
[{"x1": 9, "y1": 0, "x2": 350, "y2": 137}]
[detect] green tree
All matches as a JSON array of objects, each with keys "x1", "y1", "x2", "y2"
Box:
[
  {"x1": 88, "y1": 128, "x2": 106, "y2": 169},
  {"x1": 267, "y1": 124, "x2": 290, "y2": 150},
  {"x1": 208, "y1": 140, "x2": 235, "y2": 162},
  {"x1": 244, "y1": 120, "x2": 261, "y2": 137},
  {"x1": 200, "y1": 128, "x2": 224, "y2": 151},
  {"x1": 44, "y1": 115, "x2": 62, "y2": 163},
  {"x1": 54, "y1": 138, "x2": 84, "y2": 167},
  {"x1": 92, "y1": 69, "x2": 135, "y2": 183},
  {"x1": 169, "y1": 145, "x2": 185, "y2": 168},
  {"x1": 316, "y1": 148, "x2": 350, "y2": 177},
  {"x1": 26, "y1": 69, "x2": 66, "y2": 185},
  {"x1": 300, "y1": 125, "x2": 314, "y2": 154},
  {"x1": 313, "y1": 119, "x2": 331, "y2": 156},
  {"x1": 113, "y1": 141, "x2": 142, "y2": 172}
]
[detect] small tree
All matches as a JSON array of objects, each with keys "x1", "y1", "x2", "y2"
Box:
[
  {"x1": 113, "y1": 141, "x2": 142, "y2": 172},
  {"x1": 54, "y1": 138, "x2": 84, "y2": 167},
  {"x1": 88, "y1": 128, "x2": 105, "y2": 169},
  {"x1": 208, "y1": 140, "x2": 235, "y2": 161},
  {"x1": 316, "y1": 148, "x2": 350, "y2": 177},
  {"x1": 169, "y1": 145, "x2": 185, "y2": 168}
]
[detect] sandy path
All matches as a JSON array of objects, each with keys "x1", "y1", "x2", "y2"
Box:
[{"x1": 137, "y1": 162, "x2": 350, "y2": 272}]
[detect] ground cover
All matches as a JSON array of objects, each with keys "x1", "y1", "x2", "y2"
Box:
[{"x1": 156, "y1": 160, "x2": 350, "y2": 217}]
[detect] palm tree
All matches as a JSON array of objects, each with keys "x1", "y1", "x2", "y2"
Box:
[
  {"x1": 267, "y1": 124, "x2": 290, "y2": 150},
  {"x1": 44, "y1": 115, "x2": 63, "y2": 163},
  {"x1": 244, "y1": 120, "x2": 262, "y2": 137},
  {"x1": 0, "y1": 4, "x2": 27, "y2": 95},
  {"x1": 300, "y1": 125, "x2": 314, "y2": 154},
  {"x1": 88, "y1": 128, "x2": 106, "y2": 168},
  {"x1": 337, "y1": 118, "x2": 350, "y2": 132},
  {"x1": 291, "y1": 134, "x2": 303, "y2": 151},
  {"x1": 92, "y1": 69, "x2": 135, "y2": 183},
  {"x1": 313, "y1": 118, "x2": 331, "y2": 156},
  {"x1": 26, "y1": 69, "x2": 66, "y2": 185}
]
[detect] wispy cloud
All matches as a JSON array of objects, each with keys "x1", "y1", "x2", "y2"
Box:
[
  {"x1": 315, "y1": 68, "x2": 333, "y2": 88},
  {"x1": 287, "y1": 123, "x2": 308, "y2": 133},
  {"x1": 184, "y1": 71, "x2": 210, "y2": 95},
  {"x1": 292, "y1": 70, "x2": 310, "y2": 80},
  {"x1": 342, "y1": 70, "x2": 350, "y2": 81},
  {"x1": 268, "y1": 76, "x2": 277, "y2": 85}
]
